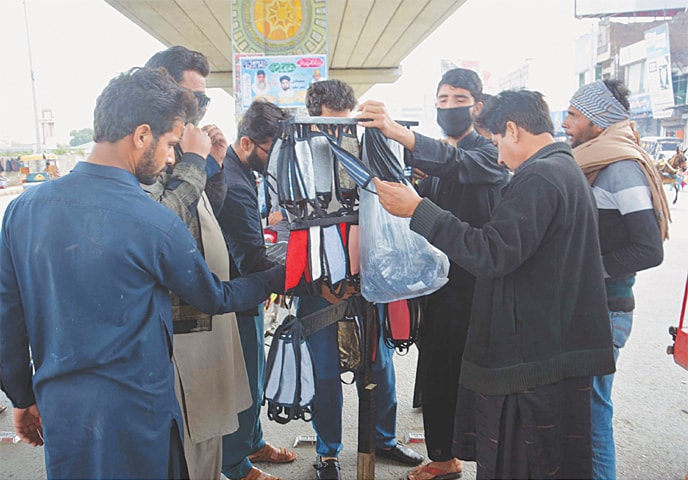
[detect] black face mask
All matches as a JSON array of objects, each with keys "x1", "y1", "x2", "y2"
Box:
[{"x1": 436, "y1": 105, "x2": 473, "y2": 138}]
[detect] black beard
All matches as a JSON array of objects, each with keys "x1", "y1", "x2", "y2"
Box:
[
  {"x1": 138, "y1": 175, "x2": 158, "y2": 185},
  {"x1": 247, "y1": 147, "x2": 265, "y2": 173},
  {"x1": 136, "y1": 140, "x2": 162, "y2": 185}
]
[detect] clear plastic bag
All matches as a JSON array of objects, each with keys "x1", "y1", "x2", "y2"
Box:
[{"x1": 359, "y1": 184, "x2": 449, "y2": 303}]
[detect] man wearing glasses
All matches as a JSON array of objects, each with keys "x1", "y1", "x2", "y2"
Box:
[
  {"x1": 216, "y1": 100, "x2": 296, "y2": 480},
  {"x1": 142, "y1": 46, "x2": 259, "y2": 480}
]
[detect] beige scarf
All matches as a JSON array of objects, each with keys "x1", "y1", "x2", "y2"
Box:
[
  {"x1": 573, "y1": 120, "x2": 671, "y2": 240},
  {"x1": 173, "y1": 192, "x2": 252, "y2": 444}
]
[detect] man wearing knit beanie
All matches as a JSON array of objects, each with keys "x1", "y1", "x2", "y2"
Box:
[{"x1": 563, "y1": 79, "x2": 668, "y2": 480}]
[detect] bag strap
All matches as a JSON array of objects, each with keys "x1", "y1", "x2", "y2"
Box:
[
  {"x1": 299, "y1": 298, "x2": 349, "y2": 338},
  {"x1": 361, "y1": 128, "x2": 407, "y2": 183}
]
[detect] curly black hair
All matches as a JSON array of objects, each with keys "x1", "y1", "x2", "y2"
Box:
[
  {"x1": 93, "y1": 67, "x2": 196, "y2": 143},
  {"x1": 306, "y1": 79, "x2": 357, "y2": 116}
]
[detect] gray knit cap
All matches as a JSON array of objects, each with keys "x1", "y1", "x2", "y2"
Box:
[{"x1": 569, "y1": 80, "x2": 629, "y2": 129}]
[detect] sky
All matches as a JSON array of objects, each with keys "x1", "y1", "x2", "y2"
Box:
[{"x1": 0, "y1": 0, "x2": 595, "y2": 147}]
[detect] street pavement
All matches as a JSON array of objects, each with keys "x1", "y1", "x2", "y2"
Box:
[{"x1": 0, "y1": 187, "x2": 687, "y2": 479}]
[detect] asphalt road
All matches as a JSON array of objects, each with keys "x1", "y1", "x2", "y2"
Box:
[{"x1": 0, "y1": 187, "x2": 687, "y2": 479}]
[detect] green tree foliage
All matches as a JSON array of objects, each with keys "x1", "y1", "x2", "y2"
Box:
[{"x1": 69, "y1": 128, "x2": 94, "y2": 147}]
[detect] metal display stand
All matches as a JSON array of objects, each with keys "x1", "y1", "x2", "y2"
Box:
[{"x1": 281, "y1": 116, "x2": 417, "y2": 479}]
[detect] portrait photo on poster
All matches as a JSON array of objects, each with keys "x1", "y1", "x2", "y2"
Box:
[{"x1": 239, "y1": 54, "x2": 328, "y2": 109}]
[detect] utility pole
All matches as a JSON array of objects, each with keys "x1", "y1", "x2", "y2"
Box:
[{"x1": 22, "y1": 0, "x2": 42, "y2": 154}]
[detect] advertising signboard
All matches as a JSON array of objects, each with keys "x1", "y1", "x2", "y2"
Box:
[
  {"x1": 645, "y1": 23, "x2": 675, "y2": 119},
  {"x1": 239, "y1": 54, "x2": 327, "y2": 109},
  {"x1": 575, "y1": 0, "x2": 686, "y2": 18}
]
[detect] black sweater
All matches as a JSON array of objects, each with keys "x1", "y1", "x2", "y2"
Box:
[
  {"x1": 413, "y1": 131, "x2": 509, "y2": 293},
  {"x1": 410, "y1": 142, "x2": 615, "y2": 395}
]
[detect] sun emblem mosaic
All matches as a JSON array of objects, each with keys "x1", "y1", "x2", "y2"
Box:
[
  {"x1": 254, "y1": 0, "x2": 303, "y2": 41},
  {"x1": 231, "y1": 0, "x2": 327, "y2": 55}
]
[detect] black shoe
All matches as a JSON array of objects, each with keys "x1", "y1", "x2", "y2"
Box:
[
  {"x1": 376, "y1": 441, "x2": 424, "y2": 466},
  {"x1": 314, "y1": 457, "x2": 341, "y2": 480}
]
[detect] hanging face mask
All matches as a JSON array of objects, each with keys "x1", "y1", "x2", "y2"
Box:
[{"x1": 436, "y1": 105, "x2": 473, "y2": 138}]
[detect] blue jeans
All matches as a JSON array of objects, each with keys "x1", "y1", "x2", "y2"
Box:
[
  {"x1": 591, "y1": 310, "x2": 633, "y2": 480},
  {"x1": 299, "y1": 296, "x2": 397, "y2": 458},
  {"x1": 221, "y1": 309, "x2": 266, "y2": 480}
]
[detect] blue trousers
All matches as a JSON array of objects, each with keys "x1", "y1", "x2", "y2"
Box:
[
  {"x1": 591, "y1": 310, "x2": 633, "y2": 480},
  {"x1": 221, "y1": 309, "x2": 266, "y2": 480},
  {"x1": 299, "y1": 296, "x2": 397, "y2": 458}
]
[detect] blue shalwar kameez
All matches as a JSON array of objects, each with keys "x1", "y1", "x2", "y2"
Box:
[{"x1": 0, "y1": 162, "x2": 280, "y2": 479}]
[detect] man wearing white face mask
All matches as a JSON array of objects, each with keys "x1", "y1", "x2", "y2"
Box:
[{"x1": 358, "y1": 68, "x2": 509, "y2": 480}]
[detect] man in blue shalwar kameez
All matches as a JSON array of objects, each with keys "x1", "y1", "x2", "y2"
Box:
[{"x1": 0, "y1": 67, "x2": 284, "y2": 479}]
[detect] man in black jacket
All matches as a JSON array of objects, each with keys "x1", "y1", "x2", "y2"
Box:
[
  {"x1": 369, "y1": 68, "x2": 508, "y2": 480},
  {"x1": 216, "y1": 100, "x2": 296, "y2": 480},
  {"x1": 361, "y1": 90, "x2": 615, "y2": 479}
]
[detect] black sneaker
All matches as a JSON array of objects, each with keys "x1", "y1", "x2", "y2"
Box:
[{"x1": 314, "y1": 457, "x2": 341, "y2": 480}]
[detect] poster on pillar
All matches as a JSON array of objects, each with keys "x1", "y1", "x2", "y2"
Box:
[
  {"x1": 645, "y1": 23, "x2": 675, "y2": 119},
  {"x1": 231, "y1": 0, "x2": 328, "y2": 112},
  {"x1": 239, "y1": 55, "x2": 327, "y2": 109}
]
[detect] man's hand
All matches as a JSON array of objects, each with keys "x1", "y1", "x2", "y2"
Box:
[
  {"x1": 412, "y1": 167, "x2": 428, "y2": 181},
  {"x1": 179, "y1": 124, "x2": 212, "y2": 159},
  {"x1": 268, "y1": 210, "x2": 284, "y2": 226},
  {"x1": 14, "y1": 404, "x2": 43, "y2": 447},
  {"x1": 357, "y1": 100, "x2": 416, "y2": 151},
  {"x1": 202, "y1": 124, "x2": 228, "y2": 166},
  {"x1": 373, "y1": 177, "x2": 422, "y2": 218}
]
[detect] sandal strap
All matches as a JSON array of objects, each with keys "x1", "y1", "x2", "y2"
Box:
[
  {"x1": 407, "y1": 464, "x2": 462, "y2": 480},
  {"x1": 248, "y1": 443, "x2": 297, "y2": 463},
  {"x1": 241, "y1": 467, "x2": 282, "y2": 480}
]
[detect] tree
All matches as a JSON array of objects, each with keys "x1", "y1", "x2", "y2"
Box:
[{"x1": 69, "y1": 128, "x2": 94, "y2": 147}]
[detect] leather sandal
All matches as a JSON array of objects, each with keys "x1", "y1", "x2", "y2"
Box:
[
  {"x1": 407, "y1": 464, "x2": 462, "y2": 480},
  {"x1": 248, "y1": 443, "x2": 297, "y2": 464},
  {"x1": 239, "y1": 466, "x2": 282, "y2": 480}
]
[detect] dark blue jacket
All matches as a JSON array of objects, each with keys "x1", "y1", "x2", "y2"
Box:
[
  {"x1": 0, "y1": 162, "x2": 282, "y2": 478},
  {"x1": 218, "y1": 147, "x2": 279, "y2": 316}
]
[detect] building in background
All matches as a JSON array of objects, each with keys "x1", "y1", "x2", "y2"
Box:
[{"x1": 572, "y1": 3, "x2": 688, "y2": 141}]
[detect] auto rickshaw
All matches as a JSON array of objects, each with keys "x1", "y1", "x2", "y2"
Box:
[{"x1": 19, "y1": 153, "x2": 59, "y2": 187}]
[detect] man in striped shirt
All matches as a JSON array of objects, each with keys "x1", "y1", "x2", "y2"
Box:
[{"x1": 564, "y1": 79, "x2": 669, "y2": 480}]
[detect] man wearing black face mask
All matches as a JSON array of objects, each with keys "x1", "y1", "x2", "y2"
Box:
[{"x1": 358, "y1": 68, "x2": 509, "y2": 480}]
